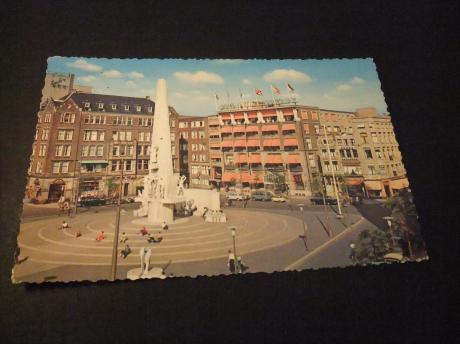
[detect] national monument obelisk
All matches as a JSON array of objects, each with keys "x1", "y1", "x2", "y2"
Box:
[{"x1": 134, "y1": 79, "x2": 185, "y2": 223}]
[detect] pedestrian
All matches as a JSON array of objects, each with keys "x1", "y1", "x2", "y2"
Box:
[
  {"x1": 236, "y1": 256, "x2": 245, "y2": 273},
  {"x1": 120, "y1": 232, "x2": 128, "y2": 243},
  {"x1": 139, "y1": 226, "x2": 149, "y2": 236},
  {"x1": 161, "y1": 221, "x2": 168, "y2": 230},
  {"x1": 227, "y1": 250, "x2": 235, "y2": 273},
  {"x1": 60, "y1": 221, "x2": 69, "y2": 230},
  {"x1": 75, "y1": 230, "x2": 82, "y2": 238},
  {"x1": 95, "y1": 231, "x2": 105, "y2": 241},
  {"x1": 120, "y1": 244, "x2": 132, "y2": 259},
  {"x1": 243, "y1": 199, "x2": 248, "y2": 208}
]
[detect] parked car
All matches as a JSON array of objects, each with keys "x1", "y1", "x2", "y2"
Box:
[
  {"x1": 78, "y1": 198, "x2": 108, "y2": 207},
  {"x1": 226, "y1": 192, "x2": 249, "y2": 201},
  {"x1": 310, "y1": 196, "x2": 338, "y2": 205},
  {"x1": 251, "y1": 191, "x2": 272, "y2": 201},
  {"x1": 272, "y1": 195, "x2": 287, "y2": 202}
]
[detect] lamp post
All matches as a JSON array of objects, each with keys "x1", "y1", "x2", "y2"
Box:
[
  {"x1": 228, "y1": 226, "x2": 238, "y2": 274},
  {"x1": 298, "y1": 204, "x2": 308, "y2": 246},
  {"x1": 110, "y1": 159, "x2": 124, "y2": 281},
  {"x1": 383, "y1": 216, "x2": 397, "y2": 249}
]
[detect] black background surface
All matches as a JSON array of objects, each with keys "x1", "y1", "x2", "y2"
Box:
[{"x1": 0, "y1": 0, "x2": 458, "y2": 342}]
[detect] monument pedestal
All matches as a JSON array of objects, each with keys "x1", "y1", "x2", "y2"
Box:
[{"x1": 126, "y1": 267, "x2": 166, "y2": 280}]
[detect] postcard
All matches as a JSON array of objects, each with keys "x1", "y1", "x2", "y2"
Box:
[{"x1": 12, "y1": 57, "x2": 428, "y2": 283}]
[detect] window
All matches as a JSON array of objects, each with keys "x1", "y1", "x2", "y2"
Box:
[
  {"x1": 60, "y1": 113, "x2": 75, "y2": 123},
  {"x1": 199, "y1": 131, "x2": 206, "y2": 139},
  {"x1": 89, "y1": 146, "x2": 96, "y2": 157},
  {"x1": 314, "y1": 125, "x2": 319, "y2": 134},
  {"x1": 180, "y1": 132, "x2": 188, "y2": 139},
  {"x1": 61, "y1": 161, "x2": 69, "y2": 173},
  {"x1": 52, "y1": 162, "x2": 60, "y2": 174},
  {"x1": 372, "y1": 132, "x2": 378, "y2": 143},
  {"x1": 179, "y1": 121, "x2": 188, "y2": 128},
  {"x1": 84, "y1": 130, "x2": 102, "y2": 141},
  {"x1": 126, "y1": 118, "x2": 133, "y2": 126},
  {"x1": 311, "y1": 112, "x2": 318, "y2": 120},
  {"x1": 136, "y1": 105, "x2": 141, "y2": 112},
  {"x1": 308, "y1": 153, "x2": 316, "y2": 167},
  {"x1": 368, "y1": 165, "x2": 376, "y2": 175},
  {"x1": 125, "y1": 160, "x2": 132, "y2": 171},
  {"x1": 364, "y1": 148, "x2": 373, "y2": 159},
  {"x1": 124, "y1": 105, "x2": 130, "y2": 111},
  {"x1": 37, "y1": 113, "x2": 42, "y2": 123},
  {"x1": 375, "y1": 149, "x2": 383, "y2": 159},
  {"x1": 44, "y1": 113, "x2": 52, "y2": 123},
  {"x1": 305, "y1": 138, "x2": 312, "y2": 150},
  {"x1": 126, "y1": 131, "x2": 132, "y2": 141},
  {"x1": 145, "y1": 132, "x2": 150, "y2": 142},
  {"x1": 55, "y1": 144, "x2": 71, "y2": 157},
  {"x1": 111, "y1": 104, "x2": 117, "y2": 110},
  {"x1": 31, "y1": 144, "x2": 36, "y2": 156},
  {"x1": 35, "y1": 161, "x2": 42, "y2": 173},
  {"x1": 84, "y1": 102, "x2": 90, "y2": 109},
  {"x1": 96, "y1": 145, "x2": 103, "y2": 156},
  {"x1": 52, "y1": 161, "x2": 69, "y2": 174},
  {"x1": 170, "y1": 133, "x2": 175, "y2": 141},
  {"x1": 119, "y1": 131, "x2": 126, "y2": 141},
  {"x1": 57, "y1": 129, "x2": 72, "y2": 140},
  {"x1": 82, "y1": 146, "x2": 89, "y2": 157},
  {"x1": 39, "y1": 144, "x2": 47, "y2": 157},
  {"x1": 97, "y1": 103, "x2": 104, "y2": 110},
  {"x1": 147, "y1": 106, "x2": 153, "y2": 113},
  {"x1": 127, "y1": 145, "x2": 133, "y2": 156},
  {"x1": 41, "y1": 128, "x2": 49, "y2": 140},
  {"x1": 35, "y1": 129, "x2": 39, "y2": 140},
  {"x1": 300, "y1": 110, "x2": 308, "y2": 119},
  {"x1": 191, "y1": 131, "x2": 197, "y2": 139}
]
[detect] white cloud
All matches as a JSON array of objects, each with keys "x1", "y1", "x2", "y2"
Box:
[
  {"x1": 173, "y1": 70, "x2": 224, "y2": 84},
  {"x1": 263, "y1": 69, "x2": 312, "y2": 82},
  {"x1": 77, "y1": 75, "x2": 97, "y2": 83},
  {"x1": 214, "y1": 59, "x2": 245, "y2": 64},
  {"x1": 350, "y1": 76, "x2": 365, "y2": 84},
  {"x1": 128, "y1": 71, "x2": 144, "y2": 79},
  {"x1": 337, "y1": 84, "x2": 352, "y2": 91},
  {"x1": 139, "y1": 88, "x2": 155, "y2": 96},
  {"x1": 242, "y1": 79, "x2": 251, "y2": 85},
  {"x1": 66, "y1": 59, "x2": 102, "y2": 72},
  {"x1": 125, "y1": 80, "x2": 136, "y2": 88},
  {"x1": 173, "y1": 91, "x2": 210, "y2": 101},
  {"x1": 102, "y1": 69, "x2": 123, "y2": 78}
]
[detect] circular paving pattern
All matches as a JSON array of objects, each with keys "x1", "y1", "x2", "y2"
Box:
[{"x1": 17, "y1": 209, "x2": 303, "y2": 267}]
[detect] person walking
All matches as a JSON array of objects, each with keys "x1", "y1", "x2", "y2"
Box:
[
  {"x1": 59, "y1": 221, "x2": 69, "y2": 230},
  {"x1": 139, "y1": 227, "x2": 149, "y2": 236},
  {"x1": 120, "y1": 244, "x2": 132, "y2": 259},
  {"x1": 95, "y1": 231, "x2": 105, "y2": 241},
  {"x1": 120, "y1": 232, "x2": 128, "y2": 243},
  {"x1": 161, "y1": 221, "x2": 168, "y2": 230},
  {"x1": 227, "y1": 250, "x2": 235, "y2": 273}
]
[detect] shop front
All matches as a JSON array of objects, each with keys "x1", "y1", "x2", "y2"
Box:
[{"x1": 47, "y1": 179, "x2": 66, "y2": 202}]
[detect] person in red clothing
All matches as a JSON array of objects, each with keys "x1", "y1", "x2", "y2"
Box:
[
  {"x1": 95, "y1": 231, "x2": 105, "y2": 241},
  {"x1": 139, "y1": 227, "x2": 149, "y2": 236}
]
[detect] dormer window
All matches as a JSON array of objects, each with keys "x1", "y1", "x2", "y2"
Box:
[
  {"x1": 147, "y1": 106, "x2": 153, "y2": 113},
  {"x1": 124, "y1": 105, "x2": 130, "y2": 111},
  {"x1": 84, "y1": 102, "x2": 90, "y2": 109},
  {"x1": 98, "y1": 103, "x2": 104, "y2": 110},
  {"x1": 111, "y1": 104, "x2": 117, "y2": 110},
  {"x1": 136, "y1": 105, "x2": 141, "y2": 112}
]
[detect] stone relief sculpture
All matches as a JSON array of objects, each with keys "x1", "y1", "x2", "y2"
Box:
[{"x1": 177, "y1": 175, "x2": 186, "y2": 196}]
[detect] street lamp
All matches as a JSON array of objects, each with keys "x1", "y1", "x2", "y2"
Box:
[
  {"x1": 297, "y1": 204, "x2": 308, "y2": 247},
  {"x1": 228, "y1": 226, "x2": 238, "y2": 274},
  {"x1": 383, "y1": 216, "x2": 398, "y2": 249}
]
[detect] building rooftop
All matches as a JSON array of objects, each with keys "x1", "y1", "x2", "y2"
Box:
[{"x1": 63, "y1": 92, "x2": 155, "y2": 115}]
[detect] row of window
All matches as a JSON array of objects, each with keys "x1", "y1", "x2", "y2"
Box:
[
  {"x1": 191, "y1": 154, "x2": 207, "y2": 162},
  {"x1": 83, "y1": 102, "x2": 152, "y2": 113},
  {"x1": 179, "y1": 131, "x2": 206, "y2": 139},
  {"x1": 190, "y1": 165, "x2": 210, "y2": 176}
]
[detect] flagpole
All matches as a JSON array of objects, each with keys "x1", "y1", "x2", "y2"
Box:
[
  {"x1": 214, "y1": 93, "x2": 219, "y2": 112},
  {"x1": 270, "y1": 85, "x2": 276, "y2": 107}
]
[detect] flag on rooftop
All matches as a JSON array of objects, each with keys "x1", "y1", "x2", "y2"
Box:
[
  {"x1": 255, "y1": 88, "x2": 263, "y2": 96},
  {"x1": 287, "y1": 83, "x2": 294, "y2": 92},
  {"x1": 215, "y1": 94, "x2": 219, "y2": 100},
  {"x1": 271, "y1": 85, "x2": 281, "y2": 95}
]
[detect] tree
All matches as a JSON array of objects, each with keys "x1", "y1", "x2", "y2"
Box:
[
  {"x1": 383, "y1": 189, "x2": 425, "y2": 258},
  {"x1": 106, "y1": 177, "x2": 118, "y2": 198},
  {"x1": 353, "y1": 228, "x2": 392, "y2": 265}
]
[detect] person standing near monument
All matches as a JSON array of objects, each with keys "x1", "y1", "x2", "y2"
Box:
[{"x1": 227, "y1": 250, "x2": 235, "y2": 273}]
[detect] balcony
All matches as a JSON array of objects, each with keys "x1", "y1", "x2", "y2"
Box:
[
  {"x1": 288, "y1": 165, "x2": 303, "y2": 172},
  {"x1": 224, "y1": 164, "x2": 236, "y2": 170}
]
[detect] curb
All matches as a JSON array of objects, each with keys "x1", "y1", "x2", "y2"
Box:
[{"x1": 283, "y1": 216, "x2": 365, "y2": 271}]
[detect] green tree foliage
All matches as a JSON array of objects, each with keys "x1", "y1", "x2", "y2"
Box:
[
  {"x1": 383, "y1": 190, "x2": 425, "y2": 257},
  {"x1": 106, "y1": 177, "x2": 118, "y2": 197},
  {"x1": 352, "y1": 229, "x2": 391, "y2": 265}
]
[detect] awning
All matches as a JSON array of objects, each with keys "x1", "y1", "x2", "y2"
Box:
[
  {"x1": 221, "y1": 126, "x2": 233, "y2": 134},
  {"x1": 221, "y1": 140, "x2": 233, "y2": 148},
  {"x1": 266, "y1": 155, "x2": 284, "y2": 164},
  {"x1": 210, "y1": 142, "x2": 221, "y2": 148},
  {"x1": 287, "y1": 154, "x2": 301, "y2": 164},
  {"x1": 262, "y1": 112, "x2": 277, "y2": 117},
  {"x1": 283, "y1": 138, "x2": 299, "y2": 146},
  {"x1": 246, "y1": 140, "x2": 260, "y2": 147},
  {"x1": 365, "y1": 180, "x2": 383, "y2": 191},
  {"x1": 282, "y1": 123, "x2": 296, "y2": 131},
  {"x1": 233, "y1": 113, "x2": 244, "y2": 119},
  {"x1": 247, "y1": 111, "x2": 257, "y2": 118},
  {"x1": 221, "y1": 114, "x2": 231, "y2": 120},
  {"x1": 233, "y1": 126, "x2": 246, "y2": 133},
  {"x1": 235, "y1": 154, "x2": 248, "y2": 163},
  {"x1": 283, "y1": 110, "x2": 294, "y2": 116},
  {"x1": 261, "y1": 124, "x2": 278, "y2": 132},
  {"x1": 234, "y1": 140, "x2": 246, "y2": 147},
  {"x1": 80, "y1": 160, "x2": 108, "y2": 164},
  {"x1": 222, "y1": 172, "x2": 237, "y2": 182},
  {"x1": 248, "y1": 154, "x2": 261, "y2": 163},
  {"x1": 240, "y1": 172, "x2": 252, "y2": 183},
  {"x1": 344, "y1": 177, "x2": 364, "y2": 186},
  {"x1": 209, "y1": 151, "x2": 222, "y2": 157},
  {"x1": 246, "y1": 125, "x2": 259, "y2": 132},
  {"x1": 303, "y1": 124, "x2": 310, "y2": 133},
  {"x1": 263, "y1": 139, "x2": 281, "y2": 147},
  {"x1": 389, "y1": 178, "x2": 409, "y2": 190}
]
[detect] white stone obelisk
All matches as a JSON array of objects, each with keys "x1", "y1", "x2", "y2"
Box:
[{"x1": 134, "y1": 79, "x2": 184, "y2": 223}]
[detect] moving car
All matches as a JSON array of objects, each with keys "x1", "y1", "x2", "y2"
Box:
[
  {"x1": 309, "y1": 196, "x2": 338, "y2": 205},
  {"x1": 226, "y1": 192, "x2": 249, "y2": 201},
  {"x1": 251, "y1": 191, "x2": 272, "y2": 201},
  {"x1": 383, "y1": 253, "x2": 407, "y2": 264},
  {"x1": 272, "y1": 195, "x2": 287, "y2": 202}
]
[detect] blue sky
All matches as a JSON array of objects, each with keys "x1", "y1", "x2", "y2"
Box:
[{"x1": 47, "y1": 57, "x2": 388, "y2": 116}]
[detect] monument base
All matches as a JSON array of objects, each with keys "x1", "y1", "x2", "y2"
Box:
[{"x1": 126, "y1": 267, "x2": 166, "y2": 280}]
